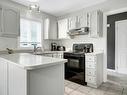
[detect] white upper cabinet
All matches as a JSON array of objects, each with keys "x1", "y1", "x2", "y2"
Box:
[
  {"x1": 43, "y1": 18, "x2": 57, "y2": 40},
  {"x1": 68, "y1": 13, "x2": 89, "y2": 30},
  {"x1": 77, "y1": 13, "x2": 88, "y2": 28},
  {"x1": 68, "y1": 16, "x2": 77, "y2": 30},
  {"x1": 2, "y1": 6, "x2": 20, "y2": 37},
  {"x1": 90, "y1": 11, "x2": 103, "y2": 38},
  {"x1": 43, "y1": 18, "x2": 50, "y2": 39},
  {"x1": 58, "y1": 19, "x2": 70, "y2": 39}
]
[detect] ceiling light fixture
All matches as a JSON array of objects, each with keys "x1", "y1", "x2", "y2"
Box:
[
  {"x1": 27, "y1": 0, "x2": 39, "y2": 3},
  {"x1": 28, "y1": 0, "x2": 40, "y2": 13}
]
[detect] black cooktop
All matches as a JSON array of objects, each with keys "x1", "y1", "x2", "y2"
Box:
[{"x1": 65, "y1": 44, "x2": 93, "y2": 54}]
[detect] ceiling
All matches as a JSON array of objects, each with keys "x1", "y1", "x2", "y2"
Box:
[{"x1": 11, "y1": 0, "x2": 107, "y2": 16}]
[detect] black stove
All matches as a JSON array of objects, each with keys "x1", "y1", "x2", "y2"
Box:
[{"x1": 64, "y1": 43, "x2": 93, "y2": 85}]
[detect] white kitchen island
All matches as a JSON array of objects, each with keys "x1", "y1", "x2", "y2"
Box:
[{"x1": 0, "y1": 53, "x2": 67, "y2": 95}]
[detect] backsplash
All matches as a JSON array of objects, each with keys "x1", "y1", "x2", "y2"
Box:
[
  {"x1": 0, "y1": 37, "x2": 18, "y2": 50},
  {"x1": 51, "y1": 34, "x2": 105, "y2": 52}
]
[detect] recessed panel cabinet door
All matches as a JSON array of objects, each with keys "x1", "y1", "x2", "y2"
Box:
[
  {"x1": 90, "y1": 11, "x2": 103, "y2": 38},
  {"x1": 77, "y1": 13, "x2": 88, "y2": 28},
  {"x1": 58, "y1": 19, "x2": 70, "y2": 39},
  {"x1": 43, "y1": 18, "x2": 57, "y2": 40},
  {"x1": 0, "y1": 59, "x2": 8, "y2": 95},
  {"x1": 68, "y1": 16, "x2": 77, "y2": 30},
  {"x1": 2, "y1": 7, "x2": 20, "y2": 37},
  {"x1": 90, "y1": 11, "x2": 98, "y2": 37}
]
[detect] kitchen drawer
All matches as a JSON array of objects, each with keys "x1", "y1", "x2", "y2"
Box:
[
  {"x1": 43, "y1": 54, "x2": 53, "y2": 57},
  {"x1": 53, "y1": 54, "x2": 59, "y2": 58},
  {"x1": 52, "y1": 53, "x2": 63, "y2": 58},
  {"x1": 86, "y1": 68, "x2": 96, "y2": 76},
  {"x1": 86, "y1": 76, "x2": 96, "y2": 84},
  {"x1": 86, "y1": 55, "x2": 96, "y2": 62},
  {"x1": 86, "y1": 62, "x2": 96, "y2": 68}
]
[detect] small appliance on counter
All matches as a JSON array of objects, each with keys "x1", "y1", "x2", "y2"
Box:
[
  {"x1": 57, "y1": 46, "x2": 66, "y2": 51},
  {"x1": 51, "y1": 43, "x2": 57, "y2": 51},
  {"x1": 64, "y1": 43, "x2": 93, "y2": 85}
]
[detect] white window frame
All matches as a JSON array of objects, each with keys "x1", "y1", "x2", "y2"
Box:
[{"x1": 19, "y1": 17, "x2": 43, "y2": 49}]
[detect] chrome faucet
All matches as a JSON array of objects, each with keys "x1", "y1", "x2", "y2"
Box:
[{"x1": 32, "y1": 44, "x2": 41, "y2": 54}]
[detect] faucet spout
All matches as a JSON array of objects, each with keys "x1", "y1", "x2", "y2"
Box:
[{"x1": 32, "y1": 44, "x2": 41, "y2": 54}]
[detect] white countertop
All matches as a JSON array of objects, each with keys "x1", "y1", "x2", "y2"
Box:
[
  {"x1": 85, "y1": 51, "x2": 104, "y2": 55},
  {"x1": 0, "y1": 53, "x2": 67, "y2": 70}
]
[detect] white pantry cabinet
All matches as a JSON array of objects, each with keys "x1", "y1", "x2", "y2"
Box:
[
  {"x1": 85, "y1": 53, "x2": 103, "y2": 88},
  {"x1": 90, "y1": 11, "x2": 103, "y2": 38},
  {"x1": 1, "y1": 6, "x2": 20, "y2": 37},
  {"x1": 58, "y1": 19, "x2": 70, "y2": 39},
  {"x1": 0, "y1": 58, "x2": 8, "y2": 95},
  {"x1": 43, "y1": 18, "x2": 57, "y2": 40}
]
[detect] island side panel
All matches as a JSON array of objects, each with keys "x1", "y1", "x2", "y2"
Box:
[
  {"x1": 0, "y1": 58, "x2": 8, "y2": 95},
  {"x1": 8, "y1": 63, "x2": 28, "y2": 95},
  {"x1": 28, "y1": 63, "x2": 64, "y2": 95}
]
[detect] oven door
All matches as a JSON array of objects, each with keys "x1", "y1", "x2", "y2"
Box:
[{"x1": 64, "y1": 55, "x2": 86, "y2": 85}]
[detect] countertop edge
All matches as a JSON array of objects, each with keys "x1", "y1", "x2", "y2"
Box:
[{"x1": 0, "y1": 56, "x2": 67, "y2": 70}]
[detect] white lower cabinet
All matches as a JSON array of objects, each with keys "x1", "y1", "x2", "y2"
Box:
[
  {"x1": 0, "y1": 58, "x2": 27, "y2": 95},
  {"x1": 8, "y1": 63, "x2": 27, "y2": 95},
  {"x1": 43, "y1": 52, "x2": 63, "y2": 59},
  {"x1": 85, "y1": 53, "x2": 103, "y2": 88},
  {"x1": 0, "y1": 58, "x2": 64, "y2": 95}
]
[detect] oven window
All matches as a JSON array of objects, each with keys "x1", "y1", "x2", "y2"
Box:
[{"x1": 68, "y1": 59, "x2": 79, "y2": 68}]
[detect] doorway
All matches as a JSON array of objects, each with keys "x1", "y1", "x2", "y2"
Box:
[
  {"x1": 107, "y1": 12, "x2": 127, "y2": 87},
  {"x1": 115, "y1": 20, "x2": 127, "y2": 74}
]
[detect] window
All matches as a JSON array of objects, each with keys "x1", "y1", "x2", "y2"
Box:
[{"x1": 20, "y1": 18, "x2": 42, "y2": 47}]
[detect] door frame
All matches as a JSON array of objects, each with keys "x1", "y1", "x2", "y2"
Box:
[
  {"x1": 115, "y1": 20, "x2": 127, "y2": 73},
  {"x1": 106, "y1": 7, "x2": 127, "y2": 73},
  {"x1": 115, "y1": 21, "x2": 119, "y2": 72}
]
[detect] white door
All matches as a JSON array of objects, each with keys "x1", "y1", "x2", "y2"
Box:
[{"x1": 116, "y1": 20, "x2": 127, "y2": 74}]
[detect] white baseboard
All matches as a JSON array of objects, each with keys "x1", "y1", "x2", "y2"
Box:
[{"x1": 107, "y1": 69, "x2": 117, "y2": 76}]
